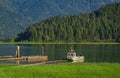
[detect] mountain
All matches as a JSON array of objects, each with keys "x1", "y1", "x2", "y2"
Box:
[
  {"x1": 0, "y1": 1, "x2": 32, "y2": 39},
  {"x1": 15, "y1": 3, "x2": 120, "y2": 42},
  {"x1": 0, "y1": 0, "x2": 120, "y2": 39}
]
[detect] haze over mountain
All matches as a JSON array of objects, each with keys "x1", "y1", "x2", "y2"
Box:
[{"x1": 0, "y1": 0, "x2": 120, "y2": 39}]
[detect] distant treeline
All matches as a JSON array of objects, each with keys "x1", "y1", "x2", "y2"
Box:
[{"x1": 15, "y1": 3, "x2": 120, "y2": 42}]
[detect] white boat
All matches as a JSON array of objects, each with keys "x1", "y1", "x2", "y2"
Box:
[{"x1": 67, "y1": 48, "x2": 84, "y2": 62}]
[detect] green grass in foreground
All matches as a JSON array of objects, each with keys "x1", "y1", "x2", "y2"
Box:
[
  {"x1": 0, "y1": 64, "x2": 19, "y2": 68},
  {"x1": 0, "y1": 63, "x2": 120, "y2": 78}
]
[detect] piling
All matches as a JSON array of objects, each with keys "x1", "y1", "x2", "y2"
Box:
[
  {"x1": 42, "y1": 47, "x2": 44, "y2": 56},
  {"x1": 16, "y1": 46, "x2": 20, "y2": 58}
]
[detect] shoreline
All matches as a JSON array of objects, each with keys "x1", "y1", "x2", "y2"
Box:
[{"x1": 0, "y1": 42, "x2": 119, "y2": 44}]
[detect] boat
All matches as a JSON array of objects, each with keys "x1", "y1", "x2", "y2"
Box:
[{"x1": 67, "y1": 48, "x2": 84, "y2": 62}]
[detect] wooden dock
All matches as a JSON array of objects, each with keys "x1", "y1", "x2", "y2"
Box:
[
  {"x1": 0, "y1": 46, "x2": 48, "y2": 62},
  {"x1": 0, "y1": 56, "x2": 48, "y2": 61}
]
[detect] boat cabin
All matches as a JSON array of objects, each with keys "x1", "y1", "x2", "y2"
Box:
[
  {"x1": 67, "y1": 52, "x2": 76, "y2": 57},
  {"x1": 67, "y1": 48, "x2": 77, "y2": 59}
]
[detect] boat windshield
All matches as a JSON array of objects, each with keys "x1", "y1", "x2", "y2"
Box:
[{"x1": 67, "y1": 52, "x2": 76, "y2": 57}]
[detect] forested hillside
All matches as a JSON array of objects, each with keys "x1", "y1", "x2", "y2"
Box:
[
  {"x1": 0, "y1": 0, "x2": 120, "y2": 39},
  {"x1": 15, "y1": 3, "x2": 120, "y2": 42}
]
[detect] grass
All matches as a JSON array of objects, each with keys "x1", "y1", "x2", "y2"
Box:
[
  {"x1": 0, "y1": 62, "x2": 120, "y2": 78},
  {"x1": 0, "y1": 64, "x2": 19, "y2": 68}
]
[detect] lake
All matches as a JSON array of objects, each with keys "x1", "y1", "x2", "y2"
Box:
[{"x1": 0, "y1": 44, "x2": 119, "y2": 64}]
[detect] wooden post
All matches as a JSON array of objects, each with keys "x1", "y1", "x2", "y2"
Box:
[
  {"x1": 42, "y1": 47, "x2": 44, "y2": 56},
  {"x1": 16, "y1": 46, "x2": 20, "y2": 58}
]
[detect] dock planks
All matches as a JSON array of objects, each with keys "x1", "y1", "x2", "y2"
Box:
[{"x1": 0, "y1": 56, "x2": 48, "y2": 61}]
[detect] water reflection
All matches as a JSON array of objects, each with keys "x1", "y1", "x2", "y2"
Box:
[{"x1": 0, "y1": 44, "x2": 120, "y2": 64}]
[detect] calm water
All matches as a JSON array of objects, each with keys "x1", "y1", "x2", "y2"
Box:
[{"x1": 0, "y1": 44, "x2": 120, "y2": 64}]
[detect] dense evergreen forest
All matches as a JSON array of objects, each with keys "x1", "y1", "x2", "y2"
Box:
[{"x1": 15, "y1": 3, "x2": 120, "y2": 42}]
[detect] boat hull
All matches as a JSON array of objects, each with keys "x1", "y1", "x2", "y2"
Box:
[{"x1": 67, "y1": 56, "x2": 85, "y2": 62}]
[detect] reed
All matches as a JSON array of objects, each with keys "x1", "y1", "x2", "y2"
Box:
[{"x1": 0, "y1": 62, "x2": 120, "y2": 78}]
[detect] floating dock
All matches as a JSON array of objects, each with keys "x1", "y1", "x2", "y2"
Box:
[
  {"x1": 0, "y1": 56, "x2": 48, "y2": 61},
  {"x1": 0, "y1": 46, "x2": 48, "y2": 62}
]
